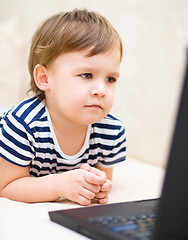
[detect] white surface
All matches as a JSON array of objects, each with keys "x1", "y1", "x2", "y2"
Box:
[{"x1": 0, "y1": 158, "x2": 165, "y2": 240}]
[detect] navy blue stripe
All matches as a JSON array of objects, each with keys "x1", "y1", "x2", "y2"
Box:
[
  {"x1": 12, "y1": 96, "x2": 36, "y2": 114},
  {"x1": 20, "y1": 98, "x2": 41, "y2": 120},
  {"x1": 2, "y1": 128, "x2": 34, "y2": 154},
  {"x1": 90, "y1": 143, "x2": 111, "y2": 151},
  {"x1": 110, "y1": 145, "x2": 126, "y2": 157},
  {"x1": 90, "y1": 136, "x2": 125, "y2": 151},
  {"x1": 117, "y1": 128, "x2": 126, "y2": 139},
  {"x1": 34, "y1": 146, "x2": 56, "y2": 154},
  {"x1": 34, "y1": 137, "x2": 54, "y2": 144},
  {"x1": 0, "y1": 152, "x2": 30, "y2": 167},
  {"x1": 32, "y1": 126, "x2": 51, "y2": 133},
  {"x1": 33, "y1": 156, "x2": 56, "y2": 164},
  {"x1": 100, "y1": 156, "x2": 126, "y2": 165},
  {"x1": 40, "y1": 116, "x2": 48, "y2": 122},
  {"x1": 5, "y1": 116, "x2": 29, "y2": 139},
  {"x1": 13, "y1": 114, "x2": 34, "y2": 137},
  {"x1": 90, "y1": 128, "x2": 125, "y2": 141},
  {"x1": 86, "y1": 153, "x2": 102, "y2": 160},
  {"x1": 56, "y1": 151, "x2": 89, "y2": 160},
  {"x1": 88, "y1": 145, "x2": 126, "y2": 160},
  {"x1": 104, "y1": 146, "x2": 126, "y2": 159},
  {"x1": 57, "y1": 160, "x2": 88, "y2": 167},
  {"x1": 0, "y1": 141, "x2": 32, "y2": 161},
  {"x1": 29, "y1": 106, "x2": 46, "y2": 123},
  {"x1": 30, "y1": 164, "x2": 41, "y2": 176},
  {"x1": 90, "y1": 132, "x2": 116, "y2": 140},
  {"x1": 93, "y1": 122, "x2": 121, "y2": 130},
  {"x1": 114, "y1": 138, "x2": 126, "y2": 149},
  {"x1": 105, "y1": 113, "x2": 119, "y2": 121},
  {"x1": 30, "y1": 158, "x2": 87, "y2": 170},
  {"x1": 30, "y1": 172, "x2": 38, "y2": 177},
  {"x1": 0, "y1": 116, "x2": 2, "y2": 128}
]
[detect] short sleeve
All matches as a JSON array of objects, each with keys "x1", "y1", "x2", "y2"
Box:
[
  {"x1": 96, "y1": 122, "x2": 126, "y2": 168},
  {"x1": 0, "y1": 112, "x2": 35, "y2": 167}
]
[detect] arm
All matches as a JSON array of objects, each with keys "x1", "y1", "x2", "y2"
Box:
[
  {"x1": 96, "y1": 165, "x2": 113, "y2": 181},
  {"x1": 0, "y1": 157, "x2": 105, "y2": 205}
]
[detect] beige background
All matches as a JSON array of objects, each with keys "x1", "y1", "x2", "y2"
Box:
[{"x1": 0, "y1": 0, "x2": 188, "y2": 167}]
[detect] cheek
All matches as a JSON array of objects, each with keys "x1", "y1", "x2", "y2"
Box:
[
  {"x1": 107, "y1": 88, "x2": 116, "y2": 104},
  {"x1": 104, "y1": 92, "x2": 115, "y2": 114},
  {"x1": 108, "y1": 98, "x2": 115, "y2": 110},
  {"x1": 60, "y1": 89, "x2": 84, "y2": 107}
]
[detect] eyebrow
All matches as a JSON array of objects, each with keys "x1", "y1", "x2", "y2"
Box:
[
  {"x1": 111, "y1": 72, "x2": 120, "y2": 78},
  {"x1": 74, "y1": 67, "x2": 120, "y2": 78}
]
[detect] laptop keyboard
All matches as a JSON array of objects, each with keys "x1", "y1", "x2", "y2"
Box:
[{"x1": 89, "y1": 213, "x2": 156, "y2": 239}]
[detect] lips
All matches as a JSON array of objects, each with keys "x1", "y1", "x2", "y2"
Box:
[{"x1": 85, "y1": 104, "x2": 103, "y2": 109}]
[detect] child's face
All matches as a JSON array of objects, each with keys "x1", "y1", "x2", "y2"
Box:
[{"x1": 45, "y1": 48, "x2": 121, "y2": 126}]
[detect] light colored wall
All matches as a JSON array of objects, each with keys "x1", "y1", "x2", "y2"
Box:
[{"x1": 0, "y1": 0, "x2": 188, "y2": 167}]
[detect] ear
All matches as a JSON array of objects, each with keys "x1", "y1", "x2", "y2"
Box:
[{"x1": 33, "y1": 64, "x2": 50, "y2": 91}]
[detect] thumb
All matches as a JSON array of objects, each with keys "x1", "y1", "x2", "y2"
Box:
[
  {"x1": 80, "y1": 163, "x2": 91, "y2": 171},
  {"x1": 81, "y1": 164, "x2": 106, "y2": 184}
]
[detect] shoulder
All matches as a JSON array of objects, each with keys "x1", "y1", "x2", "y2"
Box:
[
  {"x1": 6, "y1": 97, "x2": 47, "y2": 125},
  {"x1": 0, "y1": 97, "x2": 48, "y2": 137}
]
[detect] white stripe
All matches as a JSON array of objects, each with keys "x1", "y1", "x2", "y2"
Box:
[
  {"x1": 14, "y1": 98, "x2": 36, "y2": 117},
  {"x1": 3, "y1": 115, "x2": 34, "y2": 145},
  {"x1": 94, "y1": 127, "x2": 121, "y2": 135},
  {"x1": 30, "y1": 119, "x2": 49, "y2": 129},
  {"x1": 104, "y1": 151, "x2": 126, "y2": 163},
  {"x1": 0, "y1": 133, "x2": 34, "y2": 159},
  {"x1": 25, "y1": 101, "x2": 44, "y2": 123},
  {"x1": 33, "y1": 131, "x2": 52, "y2": 139},
  {"x1": 0, "y1": 145, "x2": 30, "y2": 166}
]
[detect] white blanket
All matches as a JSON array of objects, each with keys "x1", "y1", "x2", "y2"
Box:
[{"x1": 0, "y1": 158, "x2": 165, "y2": 240}]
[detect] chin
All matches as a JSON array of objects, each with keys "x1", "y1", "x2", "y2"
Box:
[{"x1": 81, "y1": 116, "x2": 104, "y2": 126}]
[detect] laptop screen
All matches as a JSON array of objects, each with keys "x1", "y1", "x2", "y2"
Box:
[{"x1": 153, "y1": 50, "x2": 188, "y2": 240}]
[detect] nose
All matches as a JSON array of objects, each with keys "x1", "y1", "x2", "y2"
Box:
[{"x1": 90, "y1": 80, "x2": 106, "y2": 97}]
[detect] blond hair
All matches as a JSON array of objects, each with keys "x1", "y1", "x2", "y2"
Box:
[{"x1": 28, "y1": 9, "x2": 123, "y2": 99}]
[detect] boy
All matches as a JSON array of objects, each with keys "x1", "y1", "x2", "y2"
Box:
[{"x1": 0, "y1": 9, "x2": 126, "y2": 205}]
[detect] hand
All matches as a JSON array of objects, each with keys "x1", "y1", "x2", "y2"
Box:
[
  {"x1": 56, "y1": 168, "x2": 104, "y2": 206},
  {"x1": 95, "y1": 179, "x2": 112, "y2": 204},
  {"x1": 80, "y1": 164, "x2": 112, "y2": 204}
]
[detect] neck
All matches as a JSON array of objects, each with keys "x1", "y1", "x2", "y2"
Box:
[
  {"x1": 46, "y1": 102, "x2": 88, "y2": 156},
  {"x1": 51, "y1": 112, "x2": 88, "y2": 136},
  {"x1": 46, "y1": 97, "x2": 88, "y2": 135}
]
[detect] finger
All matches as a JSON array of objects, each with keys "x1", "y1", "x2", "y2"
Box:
[
  {"x1": 100, "y1": 179, "x2": 112, "y2": 191},
  {"x1": 84, "y1": 170, "x2": 106, "y2": 185},
  {"x1": 95, "y1": 191, "x2": 108, "y2": 199},
  {"x1": 77, "y1": 195, "x2": 91, "y2": 206},
  {"x1": 80, "y1": 163, "x2": 91, "y2": 171},
  {"x1": 89, "y1": 166, "x2": 106, "y2": 179},
  {"x1": 80, "y1": 187, "x2": 96, "y2": 200},
  {"x1": 98, "y1": 196, "x2": 108, "y2": 204},
  {"x1": 83, "y1": 181, "x2": 101, "y2": 194},
  {"x1": 81, "y1": 164, "x2": 106, "y2": 181}
]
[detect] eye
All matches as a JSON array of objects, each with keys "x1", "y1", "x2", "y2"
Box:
[
  {"x1": 80, "y1": 73, "x2": 93, "y2": 79},
  {"x1": 105, "y1": 77, "x2": 117, "y2": 83}
]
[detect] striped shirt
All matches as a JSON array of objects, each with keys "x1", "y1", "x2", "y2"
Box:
[{"x1": 0, "y1": 97, "x2": 126, "y2": 177}]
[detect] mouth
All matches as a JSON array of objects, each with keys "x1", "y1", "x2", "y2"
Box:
[{"x1": 85, "y1": 104, "x2": 103, "y2": 110}]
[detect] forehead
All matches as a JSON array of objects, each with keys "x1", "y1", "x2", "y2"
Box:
[{"x1": 50, "y1": 48, "x2": 121, "y2": 69}]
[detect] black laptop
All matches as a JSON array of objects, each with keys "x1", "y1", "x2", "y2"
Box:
[{"x1": 49, "y1": 50, "x2": 188, "y2": 240}]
